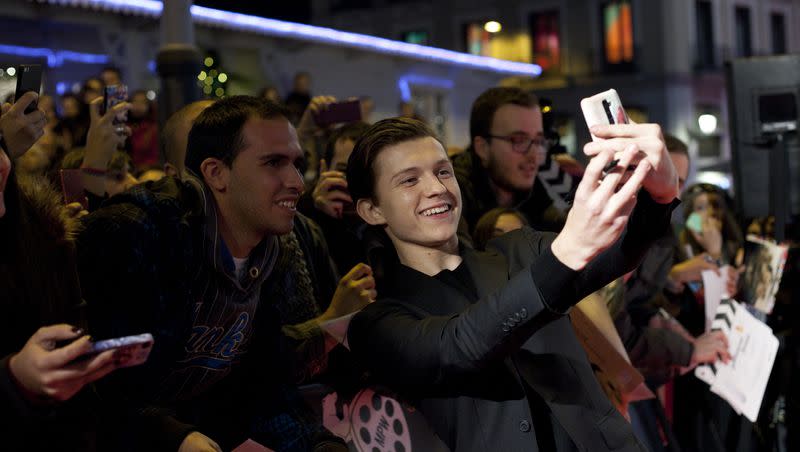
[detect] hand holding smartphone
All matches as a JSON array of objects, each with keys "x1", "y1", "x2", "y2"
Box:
[
  {"x1": 102, "y1": 84, "x2": 129, "y2": 127},
  {"x1": 14, "y1": 64, "x2": 43, "y2": 114},
  {"x1": 580, "y1": 89, "x2": 631, "y2": 174}
]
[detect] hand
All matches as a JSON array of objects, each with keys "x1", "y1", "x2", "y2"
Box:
[
  {"x1": 722, "y1": 265, "x2": 744, "y2": 298},
  {"x1": 321, "y1": 263, "x2": 376, "y2": 320},
  {"x1": 178, "y1": 432, "x2": 222, "y2": 452},
  {"x1": 0, "y1": 92, "x2": 47, "y2": 159},
  {"x1": 82, "y1": 98, "x2": 130, "y2": 196},
  {"x1": 689, "y1": 330, "x2": 731, "y2": 367},
  {"x1": 551, "y1": 145, "x2": 650, "y2": 270},
  {"x1": 690, "y1": 214, "x2": 723, "y2": 258},
  {"x1": 669, "y1": 253, "x2": 720, "y2": 284},
  {"x1": 297, "y1": 95, "x2": 337, "y2": 136},
  {"x1": 8, "y1": 324, "x2": 118, "y2": 402},
  {"x1": 586, "y1": 122, "x2": 679, "y2": 204},
  {"x1": 64, "y1": 202, "x2": 89, "y2": 220},
  {"x1": 313, "y1": 159, "x2": 353, "y2": 219},
  {"x1": 82, "y1": 97, "x2": 130, "y2": 170}
]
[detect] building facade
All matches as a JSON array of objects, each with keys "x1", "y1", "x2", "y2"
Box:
[
  {"x1": 312, "y1": 0, "x2": 800, "y2": 184},
  {"x1": 0, "y1": 0, "x2": 539, "y2": 147}
]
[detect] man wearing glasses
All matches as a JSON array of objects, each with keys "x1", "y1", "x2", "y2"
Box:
[{"x1": 453, "y1": 87, "x2": 566, "y2": 242}]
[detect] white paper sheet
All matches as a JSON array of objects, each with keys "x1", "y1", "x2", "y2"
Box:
[{"x1": 695, "y1": 299, "x2": 779, "y2": 422}]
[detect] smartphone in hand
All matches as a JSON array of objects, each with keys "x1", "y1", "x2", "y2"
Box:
[
  {"x1": 314, "y1": 100, "x2": 362, "y2": 127},
  {"x1": 14, "y1": 64, "x2": 43, "y2": 114},
  {"x1": 686, "y1": 212, "x2": 704, "y2": 233},
  {"x1": 580, "y1": 89, "x2": 629, "y2": 141},
  {"x1": 87, "y1": 333, "x2": 154, "y2": 368},
  {"x1": 101, "y1": 84, "x2": 129, "y2": 124}
]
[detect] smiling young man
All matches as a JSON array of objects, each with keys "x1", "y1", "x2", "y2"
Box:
[
  {"x1": 345, "y1": 117, "x2": 680, "y2": 451},
  {"x1": 76, "y1": 97, "x2": 349, "y2": 451},
  {"x1": 454, "y1": 87, "x2": 566, "y2": 236}
]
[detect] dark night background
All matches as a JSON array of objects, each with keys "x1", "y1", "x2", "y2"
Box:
[{"x1": 194, "y1": 1, "x2": 312, "y2": 23}]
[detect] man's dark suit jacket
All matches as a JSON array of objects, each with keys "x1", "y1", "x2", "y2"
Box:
[{"x1": 348, "y1": 192, "x2": 677, "y2": 451}]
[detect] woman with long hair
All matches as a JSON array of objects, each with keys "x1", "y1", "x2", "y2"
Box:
[{"x1": 1, "y1": 93, "x2": 121, "y2": 450}]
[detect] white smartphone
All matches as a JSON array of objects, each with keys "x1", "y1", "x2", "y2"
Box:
[
  {"x1": 88, "y1": 333, "x2": 154, "y2": 368},
  {"x1": 580, "y1": 89, "x2": 630, "y2": 141}
]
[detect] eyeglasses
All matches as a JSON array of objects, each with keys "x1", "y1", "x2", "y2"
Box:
[{"x1": 485, "y1": 134, "x2": 551, "y2": 155}]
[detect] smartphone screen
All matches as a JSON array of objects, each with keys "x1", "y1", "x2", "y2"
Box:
[
  {"x1": 102, "y1": 84, "x2": 128, "y2": 123},
  {"x1": 14, "y1": 64, "x2": 43, "y2": 114}
]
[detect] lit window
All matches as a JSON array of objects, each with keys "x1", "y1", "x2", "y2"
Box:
[
  {"x1": 602, "y1": 1, "x2": 634, "y2": 66},
  {"x1": 529, "y1": 10, "x2": 561, "y2": 72},
  {"x1": 464, "y1": 22, "x2": 492, "y2": 56}
]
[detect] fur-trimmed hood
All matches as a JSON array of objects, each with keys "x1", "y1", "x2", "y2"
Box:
[
  {"x1": 0, "y1": 172, "x2": 86, "y2": 353},
  {"x1": 15, "y1": 173, "x2": 80, "y2": 245}
]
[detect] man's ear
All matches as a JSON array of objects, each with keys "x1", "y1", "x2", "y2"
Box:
[
  {"x1": 356, "y1": 198, "x2": 387, "y2": 226},
  {"x1": 473, "y1": 135, "x2": 490, "y2": 168},
  {"x1": 200, "y1": 158, "x2": 229, "y2": 192}
]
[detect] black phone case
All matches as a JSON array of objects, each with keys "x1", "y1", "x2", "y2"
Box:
[{"x1": 14, "y1": 64, "x2": 43, "y2": 114}]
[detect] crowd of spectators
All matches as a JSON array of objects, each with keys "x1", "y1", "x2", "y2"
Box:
[{"x1": 1, "y1": 64, "x2": 796, "y2": 452}]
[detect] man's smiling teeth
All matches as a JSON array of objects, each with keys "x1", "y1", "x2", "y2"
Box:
[
  {"x1": 421, "y1": 205, "x2": 451, "y2": 216},
  {"x1": 278, "y1": 200, "x2": 296, "y2": 209}
]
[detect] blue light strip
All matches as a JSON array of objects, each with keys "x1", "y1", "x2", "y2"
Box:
[
  {"x1": 397, "y1": 74, "x2": 456, "y2": 102},
  {"x1": 45, "y1": 0, "x2": 541, "y2": 77},
  {"x1": 0, "y1": 43, "x2": 109, "y2": 67}
]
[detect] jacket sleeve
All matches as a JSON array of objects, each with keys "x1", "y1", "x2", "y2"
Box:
[
  {"x1": 76, "y1": 204, "x2": 198, "y2": 451},
  {"x1": 523, "y1": 190, "x2": 680, "y2": 313},
  {"x1": 348, "y1": 243, "x2": 569, "y2": 386},
  {"x1": 614, "y1": 307, "x2": 693, "y2": 386},
  {"x1": 348, "y1": 191, "x2": 678, "y2": 387}
]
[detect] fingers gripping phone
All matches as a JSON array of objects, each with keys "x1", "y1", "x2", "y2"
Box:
[
  {"x1": 14, "y1": 64, "x2": 43, "y2": 114},
  {"x1": 87, "y1": 333, "x2": 154, "y2": 368},
  {"x1": 580, "y1": 89, "x2": 630, "y2": 141}
]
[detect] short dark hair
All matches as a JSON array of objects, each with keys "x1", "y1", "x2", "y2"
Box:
[
  {"x1": 664, "y1": 133, "x2": 689, "y2": 158},
  {"x1": 469, "y1": 87, "x2": 539, "y2": 141},
  {"x1": 347, "y1": 117, "x2": 438, "y2": 203},
  {"x1": 185, "y1": 96, "x2": 291, "y2": 178},
  {"x1": 324, "y1": 121, "x2": 371, "y2": 165}
]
